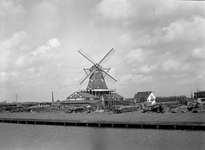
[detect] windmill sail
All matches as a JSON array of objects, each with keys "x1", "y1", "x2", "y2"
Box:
[{"x1": 78, "y1": 48, "x2": 117, "y2": 90}]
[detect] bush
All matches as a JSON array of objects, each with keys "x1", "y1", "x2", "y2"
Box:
[{"x1": 156, "y1": 95, "x2": 187, "y2": 104}]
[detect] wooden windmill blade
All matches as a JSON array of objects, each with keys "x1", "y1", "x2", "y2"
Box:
[
  {"x1": 83, "y1": 68, "x2": 91, "y2": 75},
  {"x1": 102, "y1": 68, "x2": 117, "y2": 85},
  {"x1": 80, "y1": 68, "x2": 96, "y2": 84},
  {"x1": 98, "y1": 66, "x2": 117, "y2": 82},
  {"x1": 102, "y1": 68, "x2": 110, "y2": 78},
  {"x1": 98, "y1": 48, "x2": 115, "y2": 65},
  {"x1": 77, "y1": 68, "x2": 90, "y2": 84},
  {"x1": 78, "y1": 49, "x2": 96, "y2": 65}
]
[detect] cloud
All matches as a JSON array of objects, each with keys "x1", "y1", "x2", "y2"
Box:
[
  {"x1": 119, "y1": 74, "x2": 153, "y2": 85},
  {"x1": 125, "y1": 48, "x2": 152, "y2": 64},
  {"x1": 0, "y1": 33, "x2": 62, "y2": 96},
  {"x1": 120, "y1": 74, "x2": 132, "y2": 82},
  {"x1": 59, "y1": 79, "x2": 72, "y2": 89},
  {"x1": 137, "y1": 65, "x2": 158, "y2": 74},
  {"x1": 28, "y1": 67, "x2": 46, "y2": 77},
  {"x1": 136, "y1": 35, "x2": 158, "y2": 47},
  {"x1": 15, "y1": 56, "x2": 26, "y2": 67},
  {"x1": 0, "y1": 0, "x2": 25, "y2": 17},
  {"x1": 162, "y1": 58, "x2": 182, "y2": 71},
  {"x1": 31, "y1": 45, "x2": 49, "y2": 56},
  {"x1": 0, "y1": 31, "x2": 28, "y2": 50},
  {"x1": 0, "y1": 31, "x2": 28, "y2": 71},
  {"x1": 47, "y1": 38, "x2": 61, "y2": 49},
  {"x1": 118, "y1": 33, "x2": 132, "y2": 45},
  {"x1": 95, "y1": 0, "x2": 204, "y2": 27},
  {"x1": 160, "y1": 16, "x2": 205, "y2": 43},
  {"x1": 192, "y1": 46, "x2": 205, "y2": 59},
  {"x1": 96, "y1": 0, "x2": 133, "y2": 20},
  {"x1": 95, "y1": 0, "x2": 177, "y2": 21},
  {"x1": 31, "y1": 38, "x2": 61, "y2": 56},
  {"x1": 126, "y1": 16, "x2": 205, "y2": 48},
  {"x1": 155, "y1": 52, "x2": 191, "y2": 73},
  {"x1": 0, "y1": 71, "x2": 19, "y2": 82},
  {"x1": 27, "y1": 1, "x2": 60, "y2": 37}
]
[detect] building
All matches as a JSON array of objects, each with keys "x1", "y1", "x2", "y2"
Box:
[
  {"x1": 60, "y1": 99, "x2": 101, "y2": 110},
  {"x1": 103, "y1": 93, "x2": 124, "y2": 109},
  {"x1": 66, "y1": 91, "x2": 124, "y2": 109},
  {"x1": 65, "y1": 91, "x2": 101, "y2": 110},
  {"x1": 66, "y1": 91, "x2": 100, "y2": 101},
  {"x1": 194, "y1": 91, "x2": 205, "y2": 103},
  {"x1": 134, "y1": 91, "x2": 156, "y2": 105}
]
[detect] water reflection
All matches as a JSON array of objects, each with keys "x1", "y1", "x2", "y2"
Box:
[
  {"x1": 89, "y1": 128, "x2": 107, "y2": 150},
  {"x1": 0, "y1": 123, "x2": 204, "y2": 150}
]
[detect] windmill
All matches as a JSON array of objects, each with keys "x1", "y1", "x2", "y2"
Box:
[
  {"x1": 65, "y1": 48, "x2": 123, "y2": 109},
  {"x1": 78, "y1": 48, "x2": 117, "y2": 96}
]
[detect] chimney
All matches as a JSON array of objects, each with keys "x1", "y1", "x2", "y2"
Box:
[{"x1": 52, "y1": 91, "x2": 54, "y2": 103}]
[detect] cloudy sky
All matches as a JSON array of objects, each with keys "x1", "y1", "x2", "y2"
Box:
[{"x1": 0, "y1": 0, "x2": 205, "y2": 102}]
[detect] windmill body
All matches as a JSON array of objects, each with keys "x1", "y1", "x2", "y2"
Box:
[{"x1": 87, "y1": 67, "x2": 108, "y2": 90}]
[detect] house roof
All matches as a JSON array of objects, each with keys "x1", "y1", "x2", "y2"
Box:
[
  {"x1": 112, "y1": 93, "x2": 124, "y2": 98},
  {"x1": 61, "y1": 100, "x2": 101, "y2": 104},
  {"x1": 104, "y1": 92, "x2": 124, "y2": 100},
  {"x1": 67, "y1": 92, "x2": 100, "y2": 100},
  {"x1": 134, "y1": 91, "x2": 152, "y2": 100},
  {"x1": 77, "y1": 92, "x2": 99, "y2": 98},
  {"x1": 80, "y1": 89, "x2": 116, "y2": 92}
]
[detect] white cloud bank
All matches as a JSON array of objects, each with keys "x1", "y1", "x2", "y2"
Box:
[{"x1": 31, "y1": 38, "x2": 61, "y2": 56}]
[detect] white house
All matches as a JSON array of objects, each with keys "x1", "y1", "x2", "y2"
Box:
[{"x1": 134, "y1": 91, "x2": 156, "y2": 105}]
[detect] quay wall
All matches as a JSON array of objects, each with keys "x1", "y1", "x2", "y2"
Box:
[{"x1": 0, "y1": 112, "x2": 205, "y2": 131}]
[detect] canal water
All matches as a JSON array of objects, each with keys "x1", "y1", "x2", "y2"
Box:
[{"x1": 0, "y1": 123, "x2": 204, "y2": 150}]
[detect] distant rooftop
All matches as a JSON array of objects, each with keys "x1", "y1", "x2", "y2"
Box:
[{"x1": 134, "y1": 91, "x2": 152, "y2": 100}]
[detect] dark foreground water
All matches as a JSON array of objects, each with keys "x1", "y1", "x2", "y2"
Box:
[{"x1": 0, "y1": 123, "x2": 204, "y2": 150}]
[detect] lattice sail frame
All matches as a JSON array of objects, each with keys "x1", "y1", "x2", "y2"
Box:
[{"x1": 78, "y1": 48, "x2": 117, "y2": 90}]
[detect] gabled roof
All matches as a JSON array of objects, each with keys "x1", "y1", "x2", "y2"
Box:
[
  {"x1": 104, "y1": 92, "x2": 124, "y2": 100},
  {"x1": 134, "y1": 91, "x2": 152, "y2": 100},
  {"x1": 67, "y1": 92, "x2": 99, "y2": 100},
  {"x1": 77, "y1": 92, "x2": 99, "y2": 98},
  {"x1": 61, "y1": 100, "x2": 101, "y2": 104},
  {"x1": 112, "y1": 93, "x2": 124, "y2": 98}
]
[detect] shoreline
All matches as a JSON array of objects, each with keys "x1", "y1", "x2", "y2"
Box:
[{"x1": 0, "y1": 112, "x2": 205, "y2": 131}]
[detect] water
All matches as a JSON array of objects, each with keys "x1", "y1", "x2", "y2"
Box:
[{"x1": 0, "y1": 123, "x2": 204, "y2": 150}]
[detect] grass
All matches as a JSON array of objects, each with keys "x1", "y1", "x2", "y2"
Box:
[{"x1": 0, "y1": 111, "x2": 205, "y2": 124}]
